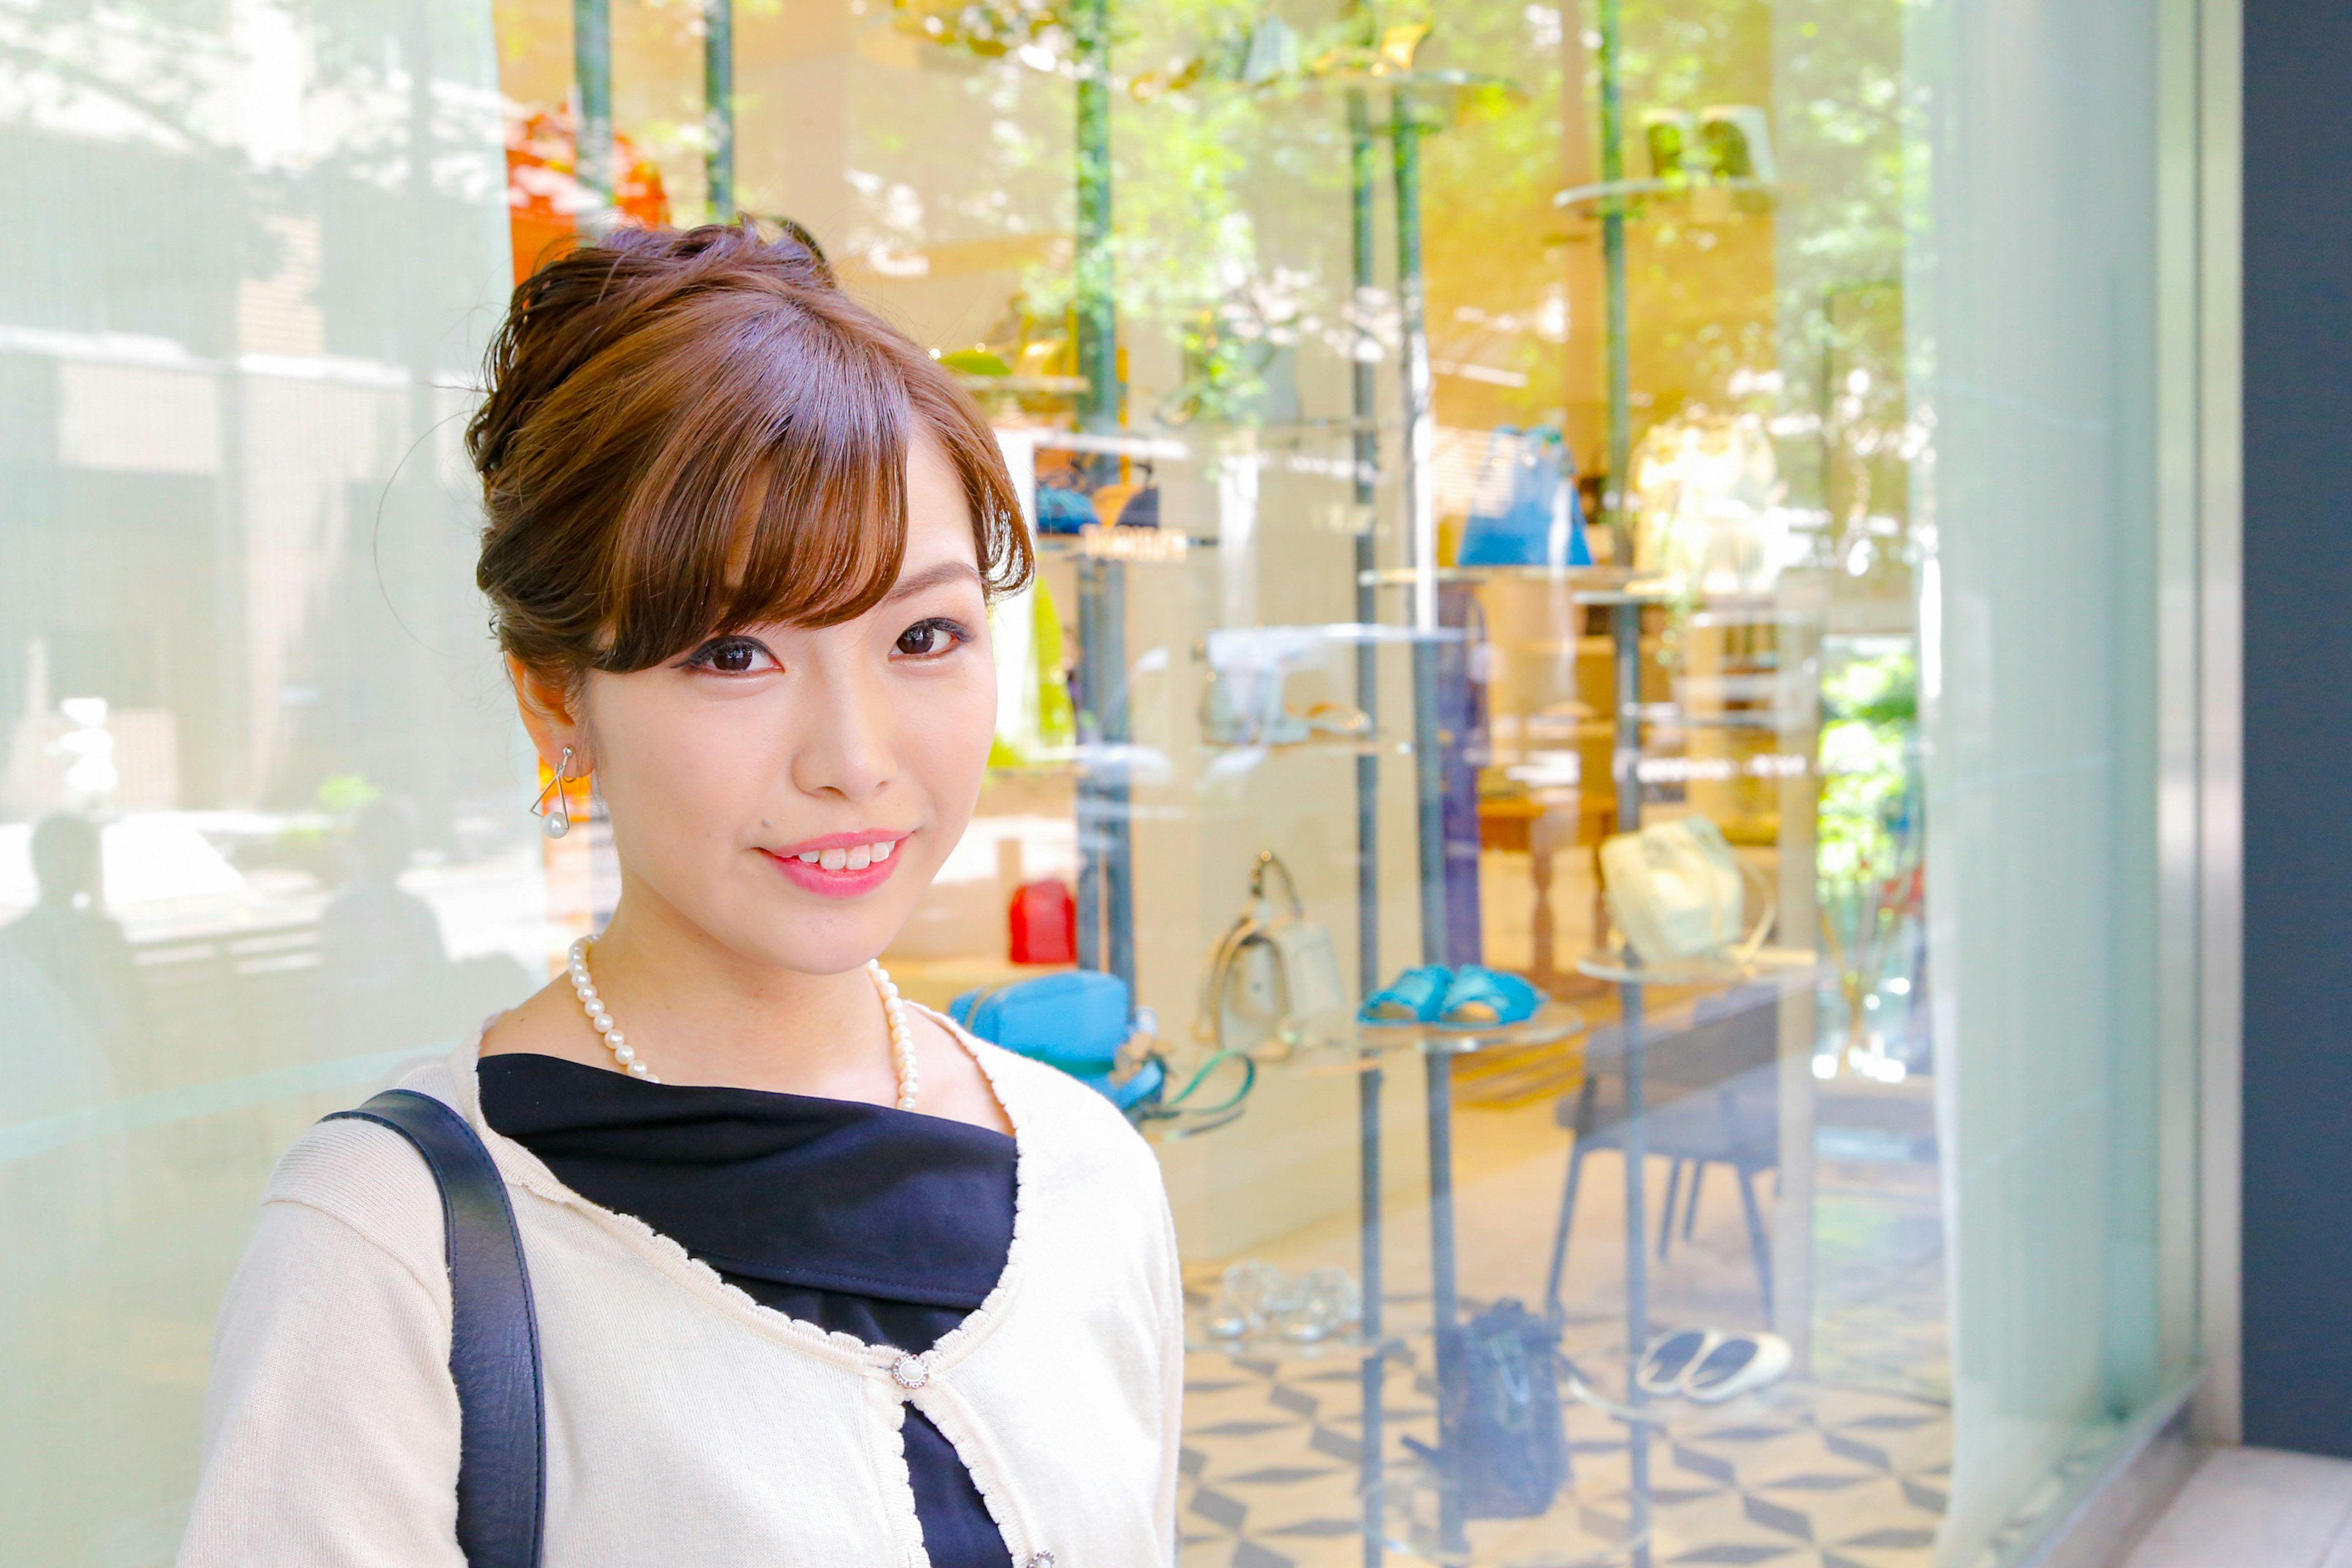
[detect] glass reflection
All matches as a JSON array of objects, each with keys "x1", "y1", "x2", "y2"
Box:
[{"x1": 0, "y1": 0, "x2": 2192, "y2": 1559}]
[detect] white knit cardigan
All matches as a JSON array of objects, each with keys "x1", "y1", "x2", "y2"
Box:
[{"x1": 178, "y1": 1010, "x2": 1183, "y2": 1568}]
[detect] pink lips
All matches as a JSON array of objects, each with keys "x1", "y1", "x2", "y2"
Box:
[{"x1": 763, "y1": 830, "x2": 911, "y2": 900}]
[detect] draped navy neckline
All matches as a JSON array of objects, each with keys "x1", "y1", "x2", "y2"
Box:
[
  {"x1": 475, "y1": 1052, "x2": 1020, "y2": 1567},
  {"x1": 475, "y1": 1051, "x2": 1017, "y2": 1316}
]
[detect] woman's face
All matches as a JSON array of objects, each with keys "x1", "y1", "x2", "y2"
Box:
[{"x1": 571, "y1": 432, "x2": 997, "y2": 975}]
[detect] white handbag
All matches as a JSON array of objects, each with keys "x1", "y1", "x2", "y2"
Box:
[
  {"x1": 1197, "y1": 852, "x2": 1347, "y2": 1058},
  {"x1": 1629, "y1": 414, "x2": 1785, "y2": 595},
  {"x1": 1599, "y1": 815, "x2": 1774, "y2": 967}
]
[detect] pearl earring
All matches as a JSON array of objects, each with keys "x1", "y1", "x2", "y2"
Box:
[{"x1": 533, "y1": 746, "x2": 576, "y2": 840}]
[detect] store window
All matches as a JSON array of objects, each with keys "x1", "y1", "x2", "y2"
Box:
[{"x1": 0, "y1": 0, "x2": 2198, "y2": 1563}]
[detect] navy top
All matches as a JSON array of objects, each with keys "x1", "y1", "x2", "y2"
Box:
[{"x1": 477, "y1": 1054, "x2": 1017, "y2": 1567}]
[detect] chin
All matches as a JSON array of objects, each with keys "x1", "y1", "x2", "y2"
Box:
[{"x1": 729, "y1": 906, "x2": 907, "y2": 978}]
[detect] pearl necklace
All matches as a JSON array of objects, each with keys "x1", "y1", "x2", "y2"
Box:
[{"x1": 565, "y1": 936, "x2": 921, "y2": 1111}]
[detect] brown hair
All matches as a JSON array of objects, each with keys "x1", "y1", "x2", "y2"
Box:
[{"x1": 468, "y1": 222, "x2": 1031, "y2": 682}]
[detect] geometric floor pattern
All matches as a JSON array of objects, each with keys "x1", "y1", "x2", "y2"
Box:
[{"x1": 1179, "y1": 1299, "x2": 1951, "y2": 1567}]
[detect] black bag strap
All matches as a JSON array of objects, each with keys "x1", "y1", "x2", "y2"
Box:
[{"x1": 326, "y1": 1088, "x2": 546, "y2": 1568}]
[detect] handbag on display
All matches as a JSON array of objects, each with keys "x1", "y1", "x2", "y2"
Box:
[
  {"x1": 1457, "y1": 426, "x2": 1593, "y2": 570},
  {"x1": 951, "y1": 969, "x2": 1129, "y2": 1079},
  {"x1": 953, "y1": 970, "x2": 1255, "y2": 1128},
  {"x1": 1196, "y1": 851, "x2": 1348, "y2": 1058},
  {"x1": 1629, "y1": 414, "x2": 1784, "y2": 594},
  {"x1": 1034, "y1": 482, "x2": 1097, "y2": 536},
  {"x1": 1007, "y1": 879, "x2": 1076, "y2": 965},
  {"x1": 1598, "y1": 815, "x2": 1774, "y2": 967},
  {"x1": 1404, "y1": 1298, "x2": 1571, "y2": 1519}
]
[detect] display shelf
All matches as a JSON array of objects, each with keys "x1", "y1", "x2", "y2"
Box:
[
  {"x1": 1574, "y1": 946, "x2": 1815, "y2": 989},
  {"x1": 1356, "y1": 564, "x2": 1677, "y2": 604},
  {"x1": 1289, "y1": 1003, "x2": 1589, "y2": 1060},
  {"x1": 1552, "y1": 175, "x2": 1790, "y2": 211}
]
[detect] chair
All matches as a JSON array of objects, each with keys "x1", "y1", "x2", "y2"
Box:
[{"x1": 1541, "y1": 985, "x2": 1781, "y2": 1325}]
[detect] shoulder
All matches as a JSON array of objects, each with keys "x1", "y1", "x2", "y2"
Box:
[
  {"x1": 258, "y1": 1060, "x2": 468, "y2": 1300},
  {"x1": 960, "y1": 1033, "x2": 1169, "y2": 1204}
]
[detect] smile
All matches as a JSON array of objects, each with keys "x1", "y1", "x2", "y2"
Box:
[{"x1": 763, "y1": 831, "x2": 910, "y2": 899}]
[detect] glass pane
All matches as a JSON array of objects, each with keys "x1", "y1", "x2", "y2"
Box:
[
  {"x1": 0, "y1": 2, "x2": 521, "y2": 1559},
  {"x1": 1, "y1": 0, "x2": 2194, "y2": 1562}
]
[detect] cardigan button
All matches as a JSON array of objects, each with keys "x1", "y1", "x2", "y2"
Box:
[
  {"x1": 1023, "y1": 1555, "x2": 1055, "y2": 1568},
  {"x1": 890, "y1": 1353, "x2": 929, "y2": 1390}
]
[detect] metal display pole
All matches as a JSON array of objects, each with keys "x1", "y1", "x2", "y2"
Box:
[
  {"x1": 1074, "y1": 0, "x2": 1116, "y2": 428},
  {"x1": 1070, "y1": 0, "x2": 1132, "y2": 987},
  {"x1": 573, "y1": 0, "x2": 612, "y2": 224},
  {"x1": 704, "y1": 0, "x2": 734, "y2": 220},
  {"x1": 1599, "y1": 0, "x2": 1633, "y2": 557},
  {"x1": 1392, "y1": 95, "x2": 1446, "y2": 973},
  {"x1": 1348, "y1": 55, "x2": 1386, "y2": 1565},
  {"x1": 1390, "y1": 82, "x2": 1466, "y2": 1558},
  {"x1": 1076, "y1": 554, "x2": 1129, "y2": 979},
  {"x1": 1596, "y1": 0, "x2": 1652, "y2": 1560}
]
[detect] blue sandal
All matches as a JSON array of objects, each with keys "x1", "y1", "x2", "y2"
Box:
[
  {"x1": 1360, "y1": 965, "x2": 1452, "y2": 1025},
  {"x1": 1437, "y1": 965, "x2": 1543, "y2": 1029}
]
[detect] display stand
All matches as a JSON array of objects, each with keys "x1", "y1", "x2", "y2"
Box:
[
  {"x1": 1070, "y1": 0, "x2": 1136, "y2": 989},
  {"x1": 1347, "y1": 572, "x2": 1667, "y2": 1566},
  {"x1": 1289, "y1": 45, "x2": 1520, "y2": 1562},
  {"x1": 572, "y1": 0, "x2": 612, "y2": 216},
  {"x1": 704, "y1": 0, "x2": 733, "y2": 217},
  {"x1": 1344, "y1": 30, "x2": 1389, "y2": 1568}
]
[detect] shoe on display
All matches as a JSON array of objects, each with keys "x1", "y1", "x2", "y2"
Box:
[
  {"x1": 1682, "y1": 1331, "x2": 1792, "y2": 1404},
  {"x1": 1437, "y1": 965, "x2": 1545, "y2": 1028},
  {"x1": 1635, "y1": 1328, "x2": 1719, "y2": 1397},
  {"x1": 1360, "y1": 964, "x2": 1453, "y2": 1024},
  {"x1": 1203, "y1": 1259, "x2": 1286, "y2": 1340}
]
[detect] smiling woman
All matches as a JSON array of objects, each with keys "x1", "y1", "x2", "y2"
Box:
[{"x1": 175, "y1": 225, "x2": 1181, "y2": 1568}]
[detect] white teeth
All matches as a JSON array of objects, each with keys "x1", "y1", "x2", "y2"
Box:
[
  {"x1": 820, "y1": 847, "x2": 848, "y2": 871},
  {"x1": 797, "y1": 851, "x2": 820, "y2": 864},
  {"x1": 845, "y1": 844, "x2": 872, "y2": 871},
  {"x1": 873, "y1": 839, "x2": 894, "y2": 861}
]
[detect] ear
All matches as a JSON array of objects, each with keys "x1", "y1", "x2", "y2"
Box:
[{"x1": 508, "y1": 655, "x2": 591, "y2": 775}]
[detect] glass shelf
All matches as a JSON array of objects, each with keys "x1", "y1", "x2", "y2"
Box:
[
  {"x1": 1264, "y1": 1003, "x2": 1589, "y2": 1070},
  {"x1": 1574, "y1": 946, "x2": 1818, "y2": 988}
]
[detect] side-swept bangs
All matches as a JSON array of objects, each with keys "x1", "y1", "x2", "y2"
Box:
[{"x1": 470, "y1": 224, "x2": 1030, "y2": 682}]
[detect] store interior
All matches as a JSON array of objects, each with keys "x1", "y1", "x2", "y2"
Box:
[
  {"x1": 466, "y1": 0, "x2": 1950, "y2": 1562},
  {"x1": 0, "y1": 0, "x2": 1973, "y2": 1563}
]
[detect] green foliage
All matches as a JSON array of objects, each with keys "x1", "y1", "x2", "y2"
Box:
[
  {"x1": 1816, "y1": 650, "x2": 1918, "y2": 1044},
  {"x1": 314, "y1": 773, "x2": 384, "y2": 816}
]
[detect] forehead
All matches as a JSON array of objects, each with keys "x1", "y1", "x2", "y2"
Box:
[{"x1": 900, "y1": 432, "x2": 979, "y2": 568}]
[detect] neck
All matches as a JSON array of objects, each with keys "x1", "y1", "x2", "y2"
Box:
[{"x1": 580, "y1": 873, "x2": 894, "y2": 1100}]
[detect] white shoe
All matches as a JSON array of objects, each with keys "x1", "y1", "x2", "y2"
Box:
[
  {"x1": 1635, "y1": 1329, "x2": 1719, "y2": 1397},
  {"x1": 1681, "y1": 1331, "x2": 1791, "y2": 1404}
]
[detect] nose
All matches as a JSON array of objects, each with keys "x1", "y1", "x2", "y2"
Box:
[{"x1": 788, "y1": 652, "x2": 895, "y2": 804}]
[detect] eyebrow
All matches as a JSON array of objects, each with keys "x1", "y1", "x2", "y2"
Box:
[{"x1": 880, "y1": 559, "x2": 984, "y2": 605}]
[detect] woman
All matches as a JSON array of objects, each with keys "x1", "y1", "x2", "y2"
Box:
[{"x1": 179, "y1": 225, "x2": 1181, "y2": 1567}]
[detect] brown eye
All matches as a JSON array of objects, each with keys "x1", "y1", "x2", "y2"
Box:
[
  {"x1": 894, "y1": 620, "x2": 965, "y2": 658},
  {"x1": 689, "y1": 637, "x2": 776, "y2": 675}
]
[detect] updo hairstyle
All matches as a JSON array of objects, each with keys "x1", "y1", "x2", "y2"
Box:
[{"x1": 467, "y1": 222, "x2": 1031, "y2": 688}]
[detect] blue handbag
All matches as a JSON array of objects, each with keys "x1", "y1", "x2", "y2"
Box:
[
  {"x1": 1457, "y1": 426, "x2": 1593, "y2": 569},
  {"x1": 951, "y1": 970, "x2": 1254, "y2": 1127},
  {"x1": 1034, "y1": 483, "x2": 1097, "y2": 536},
  {"x1": 951, "y1": 970, "x2": 1129, "y2": 1077}
]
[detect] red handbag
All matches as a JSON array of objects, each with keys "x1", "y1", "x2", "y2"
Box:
[{"x1": 1008, "y1": 880, "x2": 1077, "y2": 965}]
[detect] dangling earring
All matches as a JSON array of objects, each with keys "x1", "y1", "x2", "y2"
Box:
[{"x1": 533, "y1": 746, "x2": 576, "y2": 839}]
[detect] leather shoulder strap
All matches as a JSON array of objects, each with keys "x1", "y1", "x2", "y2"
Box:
[{"x1": 326, "y1": 1088, "x2": 546, "y2": 1568}]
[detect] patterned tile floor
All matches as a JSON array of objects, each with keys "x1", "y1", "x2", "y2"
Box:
[
  {"x1": 1175, "y1": 1126, "x2": 1953, "y2": 1567},
  {"x1": 1178, "y1": 1306, "x2": 1950, "y2": 1568}
]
